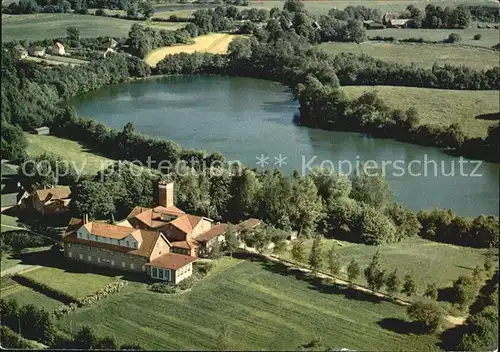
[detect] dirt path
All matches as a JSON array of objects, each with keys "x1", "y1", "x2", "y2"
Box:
[
  {"x1": 259, "y1": 252, "x2": 466, "y2": 327},
  {"x1": 144, "y1": 33, "x2": 238, "y2": 67},
  {"x1": 1, "y1": 263, "x2": 41, "y2": 277},
  {"x1": 1, "y1": 224, "x2": 59, "y2": 243}
]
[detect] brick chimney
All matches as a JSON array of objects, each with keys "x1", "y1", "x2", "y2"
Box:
[{"x1": 158, "y1": 181, "x2": 174, "y2": 208}]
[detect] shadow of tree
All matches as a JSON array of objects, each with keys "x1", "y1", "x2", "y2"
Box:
[
  {"x1": 377, "y1": 318, "x2": 426, "y2": 335},
  {"x1": 438, "y1": 324, "x2": 467, "y2": 351},
  {"x1": 475, "y1": 112, "x2": 499, "y2": 120},
  {"x1": 243, "y1": 253, "x2": 385, "y2": 304},
  {"x1": 437, "y1": 286, "x2": 455, "y2": 303}
]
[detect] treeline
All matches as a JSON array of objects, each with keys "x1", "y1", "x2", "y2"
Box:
[
  {"x1": 457, "y1": 270, "x2": 499, "y2": 351},
  {"x1": 0, "y1": 326, "x2": 41, "y2": 349},
  {"x1": 469, "y1": 4, "x2": 500, "y2": 23}
]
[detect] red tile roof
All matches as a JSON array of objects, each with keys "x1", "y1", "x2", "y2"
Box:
[
  {"x1": 64, "y1": 217, "x2": 83, "y2": 236},
  {"x1": 83, "y1": 222, "x2": 138, "y2": 240},
  {"x1": 170, "y1": 214, "x2": 203, "y2": 234},
  {"x1": 237, "y1": 218, "x2": 262, "y2": 231},
  {"x1": 145, "y1": 253, "x2": 196, "y2": 270},
  {"x1": 194, "y1": 223, "x2": 228, "y2": 243},
  {"x1": 62, "y1": 229, "x2": 161, "y2": 258},
  {"x1": 36, "y1": 186, "x2": 71, "y2": 203}
]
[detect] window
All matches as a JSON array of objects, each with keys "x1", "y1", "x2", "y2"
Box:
[
  {"x1": 122, "y1": 262, "x2": 125, "y2": 268},
  {"x1": 152, "y1": 267, "x2": 158, "y2": 278},
  {"x1": 111, "y1": 260, "x2": 115, "y2": 266},
  {"x1": 126, "y1": 241, "x2": 130, "y2": 247},
  {"x1": 88, "y1": 256, "x2": 92, "y2": 261},
  {"x1": 79, "y1": 253, "x2": 83, "y2": 260},
  {"x1": 165, "y1": 269, "x2": 171, "y2": 281},
  {"x1": 134, "y1": 242, "x2": 138, "y2": 249},
  {"x1": 159, "y1": 269, "x2": 164, "y2": 279},
  {"x1": 67, "y1": 243, "x2": 72, "y2": 248},
  {"x1": 97, "y1": 257, "x2": 101, "y2": 263},
  {"x1": 130, "y1": 263, "x2": 134, "y2": 270},
  {"x1": 88, "y1": 247, "x2": 91, "y2": 251},
  {"x1": 68, "y1": 251, "x2": 72, "y2": 258}
]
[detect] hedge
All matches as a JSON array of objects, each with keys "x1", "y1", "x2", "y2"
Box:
[{"x1": 12, "y1": 274, "x2": 77, "y2": 305}]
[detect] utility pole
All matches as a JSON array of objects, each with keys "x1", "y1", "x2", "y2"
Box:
[{"x1": 18, "y1": 314, "x2": 21, "y2": 336}]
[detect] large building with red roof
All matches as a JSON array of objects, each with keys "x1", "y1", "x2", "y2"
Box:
[{"x1": 62, "y1": 181, "x2": 261, "y2": 284}]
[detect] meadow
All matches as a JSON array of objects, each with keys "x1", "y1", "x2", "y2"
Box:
[
  {"x1": 144, "y1": 33, "x2": 239, "y2": 66},
  {"x1": 280, "y1": 237, "x2": 486, "y2": 294},
  {"x1": 57, "y1": 258, "x2": 439, "y2": 350},
  {"x1": 319, "y1": 42, "x2": 499, "y2": 70},
  {"x1": 341, "y1": 86, "x2": 500, "y2": 138},
  {"x1": 25, "y1": 133, "x2": 116, "y2": 175},
  {"x1": 1, "y1": 13, "x2": 187, "y2": 42},
  {"x1": 1, "y1": 281, "x2": 63, "y2": 311},
  {"x1": 18, "y1": 266, "x2": 120, "y2": 299}
]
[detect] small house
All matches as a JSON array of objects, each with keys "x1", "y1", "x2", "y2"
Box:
[
  {"x1": 13, "y1": 44, "x2": 28, "y2": 59},
  {"x1": 389, "y1": 19, "x2": 410, "y2": 28},
  {"x1": 20, "y1": 186, "x2": 72, "y2": 215},
  {"x1": 52, "y1": 42, "x2": 65, "y2": 55},
  {"x1": 28, "y1": 46, "x2": 46, "y2": 57},
  {"x1": 94, "y1": 48, "x2": 115, "y2": 59},
  {"x1": 33, "y1": 126, "x2": 50, "y2": 135}
]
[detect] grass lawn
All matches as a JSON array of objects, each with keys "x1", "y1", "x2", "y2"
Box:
[
  {"x1": 19, "y1": 266, "x2": 120, "y2": 299},
  {"x1": 2, "y1": 283, "x2": 63, "y2": 311},
  {"x1": 319, "y1": 41, "x2": 499, "y2": 70},
  {"x1": 57, "y1": 258, "x2": 439, "y2": 350},
  {"x1": 1, "y1": 13, "x2": 187, "y2": 42},
  {"x1": 280, "y1": 237, "x2": 486, "y2": 295},
  {"x1": 25, "y1": 133, "x2": 115, "y2": 176},
  {"x1": 341, "y1": 86, "x2": 500, "y2": 139},
  {"x1": 144, "y1": 33, "x2": 239, "y2": 67},
  {"x1": 366, "y1": 27, "x2": 500, "y2": 48}
]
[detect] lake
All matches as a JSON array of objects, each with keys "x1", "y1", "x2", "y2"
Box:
[{"x1": 71, "y1": 76, "x2": 499, "y2": 217}]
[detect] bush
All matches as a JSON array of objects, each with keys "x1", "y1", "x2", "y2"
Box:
[
  {"x1": 447, "y1": 33, "x2": 462, "y2": 43},
  {"x1": 149, "y1": 282, "x2": 178, "y2": 294},
  {"x1": 95, "y1": 9, "x2": 106, "y2": 16},
  {"x1": 407, "y1": 301, "x2": 445, "y2": 332},
  {"x1": 193, "y1": 261, "x2": 214, "y2": 276},
  {"x1": 1, "y1": 325, "x2": 40, "y2": 349},
  {"x1": 473, "y1": 34, "x2": 482, "y2": 40}
]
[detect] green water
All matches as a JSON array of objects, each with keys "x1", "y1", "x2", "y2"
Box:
[{"x1": 71, "y1": 75, "x2": 499, "y2": 216}]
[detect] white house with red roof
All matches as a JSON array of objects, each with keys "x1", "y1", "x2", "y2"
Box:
[
  {"x1": 62, "y1": 181, "x2": 261, "y2": 284},
  {"x1": 52, "y1": 42, "x2": 65, "y2": 55}
]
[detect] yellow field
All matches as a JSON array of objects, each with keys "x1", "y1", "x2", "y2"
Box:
[{"x1": 144, "y1": 33, "x2": 238, "y2": 67}]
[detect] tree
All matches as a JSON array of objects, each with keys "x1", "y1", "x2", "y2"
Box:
[
  {"x1": 385, "y1": 269, "x2": 400, "y2": 297},
  {"x1": 94, "y1": 336, "x2": 117, "y2": 349},
  {"x1": 327, "y1": 243, "x2": 341, "y2": 277},
  {"x1": 447, "y1": 33, "x2": 462, "y2": 43},
  {"x1": 474, "y1": 34, "x2": 482, "y2": 40},
  {"x1": 350, "y1": 166, "x2": 392, "y2": 210},
  {"x1": 224, "y1": 223, "x2": 239, "y2": 258},
  {"x1": 483, "y1": 254, "x2": 494, "y2": 274},
  {"x1": 66, "y1": 26, "x2": 80, "y2": 41},
  {"x1": 343, "y1": 20, "x2": 366, "y2": 43},
  {"x1": 139, "y1": 1, "x2": 154, "y2": 18},
  {"x1": 472, "y1": 265, "x2": 483, "y2": 283},
  {"x1": 1, "y1": 122, "x2": 27, "y2": 162},
  {"x1": 73, "y1": 326, "x2": 96, "y2": 349},
  {"x1": 209, "y1": 240, "x2": 222, "y2": 260},
  {"x1": 452, "y1": 275, "x2": 479, "y2": 309},
  {"x1": 291, "y1": 238, "x2": 305, "y2": 263},
  {"x1": 401, "y1": 273, "x2": 417, "y2": 297},
  {"x1": 364, "y1": 250, "x2": 385, "y2": 293},
  {"x1": 121, "y1": 344, "x2": 143, "y2": 350},
  {"x1": 308, "y1": 235, "x2": 323, "y2": 274},
  {"x1": 424, "y1": 283, "x2": 438, "y2": 301},
  {"x1": 347, "y1": 258, "x2": 360, "y2": 284},
  {"x1": 72, "y1": 180, "x2": 116, "y2": 220},
  {"x1": 407, "y1": 301, "x2": 445, "y2": 332}
]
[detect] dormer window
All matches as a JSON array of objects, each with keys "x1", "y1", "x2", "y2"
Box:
[{"x1": 126, "y1": 241, "x2": 130, "y2": 247}]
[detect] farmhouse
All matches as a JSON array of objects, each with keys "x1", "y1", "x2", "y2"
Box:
[
  {"x1": 62, "y1": 181, "x2": 261, "y2": 284},
  {"x1": 52, "y1": 41, "x2": 65, "y2": 55},
  {"x1": 389, "y1": 19, "x2": 411, "y2": 28},
  {"x1": 33, "y1": 126, "x2": 50, "y2": 135},
  {"x1": 20, "y1": 186, "x2": 71, "y2": 215},
  {"x1": 28, "y1": 46, "x2": 46, "y2": 57},
  {"x1": 13, "y1": 44, "x2": 28, "y2": 59}
]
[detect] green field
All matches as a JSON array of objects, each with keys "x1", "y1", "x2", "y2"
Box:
[
  {"x1": 280, "y1": 237, "x2": 486, "y2": 293},
  {"x1": 19, "y1": 266, "x2": 120, "y2": 299},
  {"x1": 2, "y1": 283, "x2": 63, "y2": 311},
  {"x1": 1, "y1": 13, "x2": 187, "y2": 42},
  {"x1": 341, "y1": 86, "x2": 500, "y2": 138},
  {"x1": 25, "y1": 133, "x2": 115, "y2": 176},
  {"x1": 57, "y1": 258, "x2": 438, "y2": 350},
  {"x1": 319, "y1": 41, "x2": 499, "y2": 70}
]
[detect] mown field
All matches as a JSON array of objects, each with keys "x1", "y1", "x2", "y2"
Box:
[
  {"x1": 1, "y1": 280, "x2": 63, "y2": 310},
  {"x1": 144, "y1": 33, "x2": 239, "y2": 66},
  {"x1": 1, "y1": 13, "x2": 187, "y2": 42},
  {"x1": 25, "y1": 133, "x2": 116, "y2": 175},
  {"x1": 19, "y1": 266, "x2": 120, "y2": 299},
  {"x1": 342, "y1": 86, "x2": 500, "y2": 138},
  {"x1": 57, "y1": 258, "x2": 439, "y2": 350},
  {"x1": 319, "y1": 41, "x2": 499, "y2": 70},
  {"x1": 280, "y1": 237, "x2": 486, "y2": 294}
]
